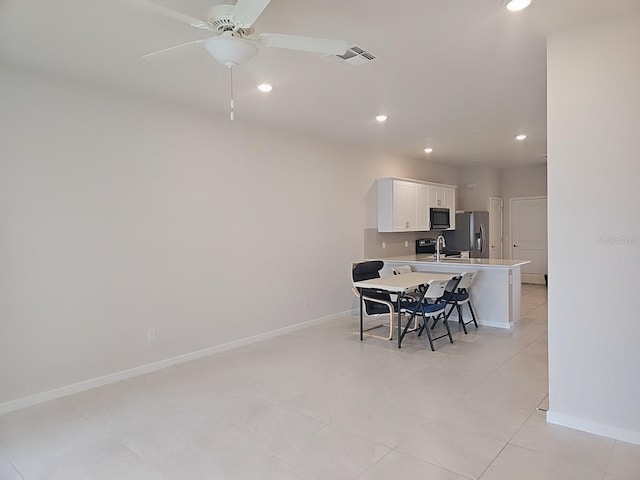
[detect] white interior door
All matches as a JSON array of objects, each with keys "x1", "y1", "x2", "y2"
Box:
[
  {"x1": 489, "y1": 196, "x2": 503, "y2": 259},
  {"x1": 510, "y1": 197, "x2": 548, "y2": 284}
]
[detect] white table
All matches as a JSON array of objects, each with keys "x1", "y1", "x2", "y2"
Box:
[{"x1": 353, "y1": 272, "x2": 456, "y2": 348}]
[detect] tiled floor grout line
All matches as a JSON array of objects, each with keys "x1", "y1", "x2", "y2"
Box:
[{"x1": 18, "y1": 287, "x2": 636, "y2": 480}]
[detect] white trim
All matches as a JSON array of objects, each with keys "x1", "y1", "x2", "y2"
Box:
[
  {"x1": 489, "y1": 196, "x2": 504, "y2": 259},
  {"x1": 547, "y1": 410, "x2": 640, "y2": 446},
  {"x1": 0, "y1": 310, "x2": 350, "y2": 416},
  {"x1": 478, "y1": 319, "x2": 514, "y2": 329},
  {"x1": 442, "y1": 309, "x2": 513, "y2": 330},
  {"x1": 522, "y1": 273, "x2": 546, "y2": 284}
]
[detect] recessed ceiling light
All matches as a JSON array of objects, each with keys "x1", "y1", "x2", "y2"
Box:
[
  {"x1": 424, "y1": 147, "x2": 434, "y2": 154},
  {"x1": 375, "y1": 114, "x2": 388, "y2": 122},
  {"x1": 506, "y1": 0, "x2": 532, "y2": 11},
  {"x1": 515, "y1": 134, "x2": 527, "y2": 141},
  {"x1": 257, "y1": 83, "x2": 273, "y2": 93}
]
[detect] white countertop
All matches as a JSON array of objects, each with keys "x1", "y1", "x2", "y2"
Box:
[{"x1": 371, "y1": 254, "x2": 531, "y2": 269}]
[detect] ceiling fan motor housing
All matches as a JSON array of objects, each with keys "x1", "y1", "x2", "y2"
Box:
[{"x1": 206, "y1": 4, "x2": 254, "y2": 35}]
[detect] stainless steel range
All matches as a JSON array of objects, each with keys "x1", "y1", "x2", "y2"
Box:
[{"x1": 415, "y1": 238, "x2": 461, "y2": 257}]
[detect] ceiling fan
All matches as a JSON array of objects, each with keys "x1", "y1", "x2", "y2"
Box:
[{"x1": 132, "y1": 0, "x2": 349, "y2": 119}]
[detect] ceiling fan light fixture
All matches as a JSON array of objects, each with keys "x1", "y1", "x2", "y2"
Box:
[
  {"x1": 257, "y1": 83, "x2": 273, "y2": 93},
  {"x1": 506, "y1": 0, "x2": 532, "y2": 12},
  {"x1": 204, "y1": 34, "x2": 258, "y2": 66}
]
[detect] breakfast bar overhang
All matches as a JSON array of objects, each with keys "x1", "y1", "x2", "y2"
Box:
[{"x1": 370, "y1": 255, "x2": 531, "y2": 329}]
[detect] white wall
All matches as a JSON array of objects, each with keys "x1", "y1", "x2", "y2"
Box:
[
  {"x1": 501, "y1": 164, "x2": 547, "y2": 258},
  {"x1": 0, "y1": 65, "x2": 457, "y2": 407},
  {"x1": 547, "y1": 15, "x2": 640, "y2": 443},
  {"x1": 457, "y1": 165, "x2": 501, "y2": 212}
]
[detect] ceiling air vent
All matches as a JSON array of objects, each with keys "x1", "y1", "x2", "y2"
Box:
[{"x1": 329, "y1": 44, "x2": 377, "y2": 66}]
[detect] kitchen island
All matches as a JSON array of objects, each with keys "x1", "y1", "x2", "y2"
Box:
[{"x1": 371, "y1": 255, "x2": 531, "y2": 329}]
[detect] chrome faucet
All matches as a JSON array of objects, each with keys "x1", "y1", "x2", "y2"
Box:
[{"x1": 436, "y1": 235, "x2": 446, "y2": 262}]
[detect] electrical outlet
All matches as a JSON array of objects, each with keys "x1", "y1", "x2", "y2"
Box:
[
  {"x1": 382, "y1": 241, "x2": 386, "y2": 249},
  {"x1": 405, "y1": 241, "x2": 408, "y2": 247},
  {"x1": 147, "y1": 328, "x2": 157, "y2": 343},
  {"x1": 303, "y1": 297, "x2": 310, "y2": 308}
]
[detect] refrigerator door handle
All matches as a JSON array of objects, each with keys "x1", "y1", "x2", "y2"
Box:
[
  {"x1": 479, "y1": 224, "x2": 486, "y2": 255},
  {"x1": 468, "y1": 218, "x2": 474, "y2": 253}
]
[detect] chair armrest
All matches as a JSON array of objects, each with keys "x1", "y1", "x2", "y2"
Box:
[{"x1": 361, "y1": 294, "x2": 395, "y2": 311}]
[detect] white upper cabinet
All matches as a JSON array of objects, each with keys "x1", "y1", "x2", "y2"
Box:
[
  {"x1": 389, "y1": 180, "x2": 418, "y2": 231},
  {"x1": 427, "y1": 185, "x2": 456, "y2": 230},
  {"x1": 377, "y1": 178, "x2": 456, "y2": 232},
  {"x1": 428, "y1": 187, "x2": 445, "y2": 207},
  {"x1": 417, "y1": 184, "x2": 430, "y2": 230}
]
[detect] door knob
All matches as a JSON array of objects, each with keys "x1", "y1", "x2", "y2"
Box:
[{"x1": 513, "y1": 244, "x2": 519, "y2": 247}]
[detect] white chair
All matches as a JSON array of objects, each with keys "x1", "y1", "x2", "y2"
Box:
[
  {"x1": 391, "y1": 265, "x2": 424, "y2": 300},
  {"x1": 392, "y1": 265, "x2": 413, "y2": 275},
  {"x1": 391, "y1": 265, "x2": 422, "y2": 330},
  {"x1": 401, "y1": 278, "x2": 457, "y2": 351},
  {"x1": 445, "y1": 271, "x2": 478, "y2": 334}
]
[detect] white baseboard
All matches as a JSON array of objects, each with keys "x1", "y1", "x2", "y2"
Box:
[
  {"x1": 0, "y1": 310, "x2": 350, "y2": 416},
  {"x1": 445, "y1": 310, "x2": 512, "y2": 330},
  {"x1": 477, "y1": 319, "x2": 513, "y2": 329},
  {"x1": 522, "y1": 274, "x2": 545, "y2": 284},
  {"x1": 547, "y1": 410, "x2": 640, "y2": 446}
]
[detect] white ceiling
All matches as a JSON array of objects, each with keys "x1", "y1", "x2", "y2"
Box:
[{"x1": 2, "y1": 0, "x2": 639, "y2": 167}]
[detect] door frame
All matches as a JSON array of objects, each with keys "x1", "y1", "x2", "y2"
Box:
[
  {"x1": 509, "y1": 196, "x2": 548, "y2": 284},
  {"x1": 488, "y1": 196, "x2": 503, "y2": 259}
]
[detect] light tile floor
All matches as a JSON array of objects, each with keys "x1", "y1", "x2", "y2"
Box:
[{"x1": 2, "y1": 284, "x2": 640, "y2": 479}]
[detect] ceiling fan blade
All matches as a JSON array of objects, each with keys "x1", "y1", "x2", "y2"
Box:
[
  {"x1": 128, "y1": 0, "x2": 212, "y2": 30},
  {"x1": 258, "y1": 34, "x2": 348, "y2": 55},
  {"x1": 231, "y1": 0, "x2": 271, "y2": 28},
  {"x1": 142, "y1": 39, "x2": 205, "y2": 58}
]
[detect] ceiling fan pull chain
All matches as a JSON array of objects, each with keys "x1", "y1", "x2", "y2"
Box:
[{"x1": 229, "y1": 65, "x2": 235, "y2": 121}]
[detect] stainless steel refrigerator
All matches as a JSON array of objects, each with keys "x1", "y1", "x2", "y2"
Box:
[{"x1": 444, "y1": 211, "x2": 490, "y2": 258}]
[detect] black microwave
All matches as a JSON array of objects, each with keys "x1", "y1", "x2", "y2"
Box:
[{"x1": 430, "y1": 208, "x2": 450, "y2": 230}]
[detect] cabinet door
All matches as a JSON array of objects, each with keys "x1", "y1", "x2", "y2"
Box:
[
  {"x1": 444, "y1": 187, "x2": 456, "y2": 230},
  {"x1": 405, "y1": 182, "x2": 419, "y2": 230},
  {"x1": 392, "y1": 181, "x2": 419, "y2": 230},
  {"x1": 417, "y1": 185, "x2": 430, "y2": 230},
  {"x1": 428, "y1": 187, "x2": 445, "y2": 207},
  {"x1": 392, "y1": 182, "x2": 408, "y2": 230},
  {"x1": 392, "y1": 181, "x2": 414, "y2": 230}
]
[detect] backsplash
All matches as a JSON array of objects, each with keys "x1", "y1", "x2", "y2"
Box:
[{"x1": 363, "y1": 228, "x2": 443, "y2": 259}]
